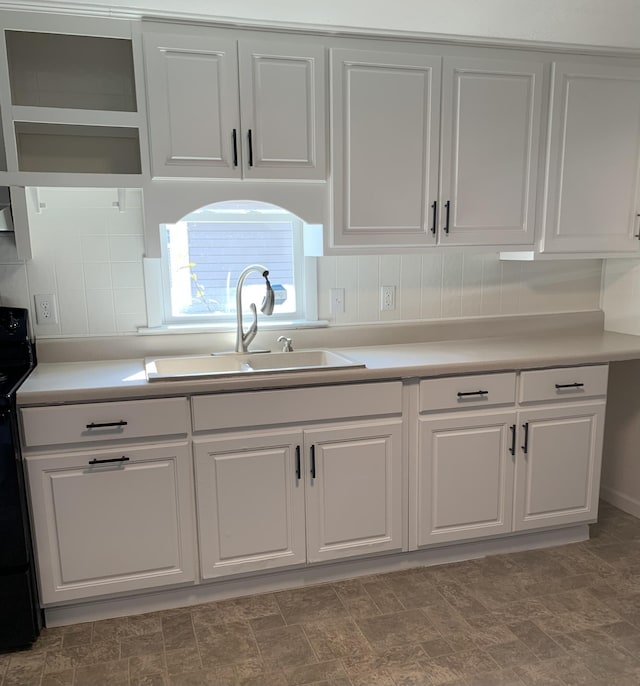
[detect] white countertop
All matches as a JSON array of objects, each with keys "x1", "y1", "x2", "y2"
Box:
[{"x1": 17, "y1": 327, "x2": 640, "y2": 405}]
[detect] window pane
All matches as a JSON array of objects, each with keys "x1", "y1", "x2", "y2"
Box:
[{"x1": 163, "y1": 202, "x2": 302, "y2": 321}]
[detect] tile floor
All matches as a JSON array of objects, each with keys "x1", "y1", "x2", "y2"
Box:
[{"x1": 2, "y1": 501, "x2": 640, "y2": 686}]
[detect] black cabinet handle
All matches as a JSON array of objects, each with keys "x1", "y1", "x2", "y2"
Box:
[
  {"x1": 521, "y1": 422, "x2": 530, "y2": 454},
  {"x1": 88, "y1": 456, "x2": 130, "y2": 465},
  {"x1": 248, "y1": 129, "x2": 254, "y2": 167},
  {"x1": 85, "y1": 420, "x2": 127, "y2": 429},
  {"x1": 555, "y1": 382, "x2": 584, "y2": 390},
  {"x1": 295, "y1": 445, "x2": 301, "y2": 481},
  {"x1": 310, "y1": 445, "x2": 316, "y2": 479},
  {"x1": 443, "y1": 200, "x2": 451, "y2": 234},
  {"x1": 457, "y1": 390, "x2": 488, "y2": 398},
  {"x1": 509, "y1": 424, "x2": 516, "y2": 456},
  {"x1": 232, "y1": 129, "x2": 238, "y2": 167},
  {"x1": 430, "y1": 201, "x2": 437, "y2": 235}
]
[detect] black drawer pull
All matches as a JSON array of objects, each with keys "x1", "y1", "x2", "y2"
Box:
[
  {"x1": 443, "y1": 200, "x2": 451, "y2": 234},
  {"x1": 310, "y1": 445, "x2": 316, "y2": 480},
  {"x1": 555, "y1": 383, "x2": 585, "y2": 390},
  {"x1": 457, "y1": 390, "x2": 489, "y2": 398},
  {"x1": 521, "y1": 422, "x2": 530, "y2": 454},
  {"x1": 232, "y1": 129, "x2": 238, "y2": 167},
  {"x1": 509, "y1": 424, "x2": 516, "y2": 456},
  {"x1": 248, "y1": 129, "x2": 254, "y2": 167},
  {"x1": 295, "y1": 445, "x2": 301, "y2": 481},
  {"x1": 430, "y1": 201, "x2": 437, "y2": 235},
  {"x1": 85, "y1": 420, "x2": 128, "y2": 429},
  {"x1": 88, "y1": 456, "x2": 130, "y2": 465}
]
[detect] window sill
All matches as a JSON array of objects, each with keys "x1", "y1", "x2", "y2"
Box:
[{"x1": 137, "y1": 319, "x2": 329, "y2": 335}]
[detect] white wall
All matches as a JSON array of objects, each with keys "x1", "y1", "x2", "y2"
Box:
[
  {"x1": 0, "y1": 189, "x2": 603, "y2": 339},
  {"x1": 10, "y1": 0, "x2": 639, "y2": 49}
]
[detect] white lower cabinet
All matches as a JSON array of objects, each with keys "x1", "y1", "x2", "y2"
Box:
[
  {"x1": 194, "y1": 430, "x2": 306, "y2": 579},
  {"x1": 26, "y1": 442, "x2": 197, "y2": 605},
  {"x1": 418, "y1": 411, "x2": 516, "y2": 545},
  {"x1": 304, "y1": 420, "x2": 403, "y2": 563},
  {"x1": 414, "y1": 366, "x2": 608, "y2": 548},
  {"x1": 194, "y1": 418, "x2": 404, "y2": 578},
  {"x1": 515, "y1": 403, "x2": 606, "y2": 531}
]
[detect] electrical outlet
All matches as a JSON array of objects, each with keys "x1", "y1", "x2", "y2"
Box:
[
  {"x1": 381, "y1": 285, "x2": 396, "y2": 311},
  {"x1": 330, "y1": 287, "x2": 345, "y2": 314},
  {"x1": 34, "y1": 293, "x2": 59, "y2": 325}
]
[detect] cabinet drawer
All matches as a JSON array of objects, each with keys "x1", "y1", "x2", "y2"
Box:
[
  {"x1": 519, "y1": 365, "x2": 608, "y2": 404},
  {"x1": 21, "y1": 397, "x2": 189, "y2": 448},
  {"x1": 192, "y1": 382, "x2": 402, "y2": 432},
  {"x1": 419, "y1": 373, "x2": 516, "y2": 413}
]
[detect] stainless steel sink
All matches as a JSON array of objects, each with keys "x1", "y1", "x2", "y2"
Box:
[{"x1": 145, "y1": 350, "x2": 365, "y2": 382}]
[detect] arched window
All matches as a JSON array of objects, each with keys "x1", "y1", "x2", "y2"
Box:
[{"x1": 160, "y1": 200, "x2": 315, "y2": 325}]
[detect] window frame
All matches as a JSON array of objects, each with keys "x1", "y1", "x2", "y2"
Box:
[{"x1": 156, "y1": 203, "x2": 319, "y2": 330}]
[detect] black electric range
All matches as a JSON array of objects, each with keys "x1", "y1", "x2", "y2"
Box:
[{"x1": 0, "y1": 306, "x2": 41, "y2": 651}]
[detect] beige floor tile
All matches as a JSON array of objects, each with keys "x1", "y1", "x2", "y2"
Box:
[
  {"x1": 253, "y1": 624, "x2": 318, "y2": 671},
  {"x1": 276, "y1": 586, "x2": 348, "y2": 625},
  {"x1": 356, "y1": 610, "x2": 439, "y2": 650},
  {"x1": 6, "y1": 503, "x2": 640, "y2": 686}
]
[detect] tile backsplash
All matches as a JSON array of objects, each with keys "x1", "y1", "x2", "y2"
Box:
[{"x1": 0, "y1": 188, "x2": 603, "y2": 338}]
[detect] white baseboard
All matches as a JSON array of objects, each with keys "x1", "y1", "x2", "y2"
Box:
[
  {"x1": 600, "y1": 485, "x2": 640, "y2": 518},
  {"x1": 44, "y1": 524, "x2": 588, "y2": 627}
]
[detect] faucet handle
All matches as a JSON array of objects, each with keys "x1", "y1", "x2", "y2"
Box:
[{"x1": 277, "y1": 336, "x2": 293, "y2": 352}]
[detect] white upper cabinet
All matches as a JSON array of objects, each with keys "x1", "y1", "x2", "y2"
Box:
[
  {"x1": 143, "y1": 26, "x2": 326, "y2": 180},
  {"x1": 330, "y1": 49, "x2": 544, "y2": 252},
  {"x1": 438, "y1": 57, "x2": 543, "y2": 247},
  {"x1": 144, "y1": 32, "x2": 239, "y2": 178},
  {"x1": 238, "y1": 40, "x2": 326, "y2": 180},
  {"x1": 540, "y1": 61, "x2": 640, "y2": 255},
  {"x1": 330, "y1": 48, "x2": 441, "y2": 249}
]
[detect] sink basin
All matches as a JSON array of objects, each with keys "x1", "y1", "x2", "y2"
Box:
[{"x1": 145, "y1": 350, "x2": 365, "y2": 382}]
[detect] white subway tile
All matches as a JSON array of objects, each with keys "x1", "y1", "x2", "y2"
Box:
[
  {"x1": 500, "y1": 261, "x2": 521, "y2": 314},
  {"x1": 400, "y1": 254, "x2": 422, "y2": 320},
  {"x1": 357, "y1": 255, "x2": 379, "y2": 323},
  {"x1": 461, "y1": 253, "x2": 483, "y2": 317},
  {"x1": 86, "y1": 290, "x2": 117, "y2": 334},
  {"x1": 109, "y1": 236, "x2": 145, "y2": 262},
  {"x1": 442, "y1": 253, "x2": 463, "y2": 318},
  {"x1": 113, "y1": 288, "x2": 147, "y2": 316},
  {"x1": 81, "y1": 236, "x2": 110, "y2": 262},
  {"x1": 55, "y1": 262, "x2": 84, "y2": 294},
  {"x1": 480, "y1": 254, "x2": 502, "y2": 316},
  {"x1": 420, "y1": 253, "x2": 443, "y2": 319},
  {"x1": 84, "y1": 262, "x2": 113, "y2": 290},
  {"x1": 57, "y1": 289, "x2": 88, "y2": 335},
  {"x1": 335, "y1": 256, "x2": 358, "y2": 325},
  {"x1": 111, "y1": 262, "x2": 144, "y2": 289}
]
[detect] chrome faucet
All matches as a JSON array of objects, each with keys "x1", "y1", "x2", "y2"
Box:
[
  {"x1": 235, "y1": 264, "x2": 275, "y2": 353},
  {"x1": 277, "y1": 336, "x2": 294, "y2": 352}
]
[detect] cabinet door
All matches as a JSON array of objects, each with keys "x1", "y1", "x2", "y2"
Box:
[
  {"x1": 330, "y1": 48, "x2": 441, "y2": 249},
  {"x1": 26, "y1": 442, "x2": 196, "y2": 604},
  {"x1": 238, "y1": 40, "x2": 325, "y2": 180},
  {"x1": 515, "y1": 402, "x2": 606, "y2": 531},
  {"x1": 194, "y1": 430, "x2": 306, "y2": 578},
  {"x1": 143, "y1": 31, "x2": 241, "y2": 178},
  {"x1": 304, "y1": 419, "x2": 403, "y2": 563},
  {"x1": 439, "y1": 57, "x2": 543, "y2": 246},
  {"x1": 541, "y1": 62, "x2": 640, "y2": 254},
  {"x1": 417, "y1": 411, "x2": 516, "y2": 546}
]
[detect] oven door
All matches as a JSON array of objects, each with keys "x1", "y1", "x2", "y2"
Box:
[{"x1": 0, "y1": 407, "x2": 30, "y2": 570}]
